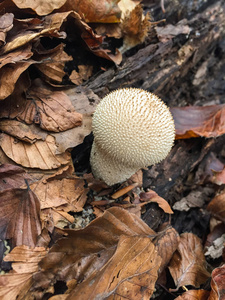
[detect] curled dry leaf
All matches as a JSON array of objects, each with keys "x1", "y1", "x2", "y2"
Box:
[
  {"x1": 4, "y1": 245, "x2": 47, "y2": 274},
  {"x1": 209, "y1": 264, "x2": 225, "y2": 300},
  {"x1": 0, "y1": 120, "x2": 47, "y2": 144},
  {"x1": 0, "y1": 164, "x2": 30, "y2": 191},
  {"x1": 140, "y1": 190, "x2": 174, "y2": 214},
  {"x1": 0, "y1": 62, "x2": 31, "y2": 100},
  {"x1": 0, "y1": 13, "x2": 14, "y2": 46},
  {"x1": 0, "y1": 185, "x2": 41, "y2": 248},
  {"x1": 29, "y1": 207, "x2": 156, "y2": 298},
  {"x1": 0, "y1": 133, "x2": 71, "y2": 169},
  {"x1": 0, "y1": 246, "x2": 47, "y2": 300},
  {"x1": 168, "y1": 232, "x2": 210, "y2": 290},
  {"x1": 207, "y1": 192, "x2": 225, "y2": 222},
  {"x1": 175, "y1": 289, "x2": 210, "y2": 300},
  {"x1": 171, "y1": 104, "x2": 225, "y2": 139}
]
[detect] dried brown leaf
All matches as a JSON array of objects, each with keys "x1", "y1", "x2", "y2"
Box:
[
  {"x1": 156, "y1": 23, "x2": 191, "y2": 43},
  {"x1": 12, "y1": 0, "x2": 66, "y2": 15},
  {"x1": 0, "y1": 44, "x2": 33, "y2": 69},
  {"x1": 30, "y1": 175, "x2": 87, "y2": 211},
  {"x1": 0, "y1": 186, "x2": 41, "y2": 248},
  {"x1": 4, "y1": 245, "x2": 47, "y2": 273},
  {"x1": 0, "y1": 133, "x2": 70, "y2": 169},
  {"x1": 168, "y1": 233, "x2": 210, "y2": 289},
  {"x1": 0, "y1": 246, "x2": 47, "y2": 300},
  {"x1": 0, "y1": 164, "x2": 30, "y2": 191},
  {"x1": 67, "y1": 235, "x2": 160, "y2": 300},
  {"x1": 0, "y1": 63, "x2": 31, "y2": 100},
  {"x1": 0, "y1": 273, "x2": 33, "y2": 300},
  {"x1": 154, "y1": 227, "x2": 180, "y2": 272},
  {"x1": 140, "y1": 190, "x2": 174, "y2": 214},
  {"x1": 175, "y1": 289, "x2": 210, "y2": 300},
  {"x1": 207, "y1": 192, "x2": 225, "y2": 222},
  {"x1": 171, "y1": 105, "x2": 225, "y2": 139},
  {"x1": 0, "y1": 13, "x2": 14, "y2": 46},
  {"x1": 30, "y1": 207, "x2": 156, "y2": 297},
  {"x1": 0, "y1": 120, "x2": 47, "y2": 143},
  {"x1": 17, "y1": 80, "x2": 82, "y2": 132},
  {"x1": 208, "y1": 265, "x2": 225, "y2": 300}
]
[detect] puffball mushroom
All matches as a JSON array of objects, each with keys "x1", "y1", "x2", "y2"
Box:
[{"x1": 90, "y1": 88, "x2": 175, "y2": 186}]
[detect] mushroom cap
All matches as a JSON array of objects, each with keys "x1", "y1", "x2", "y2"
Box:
[{"x1": 90, "y1": 88, "x2": 175, "y2": 185}]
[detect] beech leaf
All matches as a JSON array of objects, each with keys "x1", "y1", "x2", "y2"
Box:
[
  {"x1": 168, "y1": 232, "x2": 210, "y2": 289},
  {"x1": 171, "y1": 104, "x2": 225, "y2": 139},
  {"x1": 207, "y1": 192, "x2": 225, "y2": 222},
  {"x1": 29, "y1": 207, "x2": 156, "y2": 298},
  {"x1": 0, "y1": 186, "x2": 41, "y2": 248}
]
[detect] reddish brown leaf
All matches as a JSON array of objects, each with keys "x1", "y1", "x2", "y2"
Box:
[
  {"x1": 209, "y1": 265, "x2": 225, "y2": 300},
  {"x1": 168, "y1": 233, "x2": 210, "y2": 289},
  {"x1": 171, "y1": 104, "x2": 225, "y2": 139},
  {"x1": 175, "y1": 289, "x2": 210, "y2": 300},
  {"x1": 59, "y1": 0, "x2": 121, "y2": 23},
  {"x1": 29, "y1": 207, "x2": 156, "y2": 298},
  {"x1": 154, "y1": 227, "x2": 180, "y2": 272},
  {"x1": 0, "y1": 164, "x2": 30, "y2": 191},
  {"x1": 207, "y1": 192, "x2": 225, "y2": 222},
  {"x1": 0, "y1": 186, "x2": 41, "y2": 248},
  {"x1": 0, "y1": 63, "x2": 31, "y2": 100},
  {"x1": 140, "y1": 190, "x2": 174, "y2": 214},
  {"x1": 67, "y1": 235, "x2": 160, "y2": 300}
]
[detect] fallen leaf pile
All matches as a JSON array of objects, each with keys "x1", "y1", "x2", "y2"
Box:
[{"x1": 0, "y1": 0, "x2": 225, "y2": 299}]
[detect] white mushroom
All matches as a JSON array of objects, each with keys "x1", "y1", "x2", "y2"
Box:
[{"x1": 90, "y1": 88, "x2": 175, "y2": 186}]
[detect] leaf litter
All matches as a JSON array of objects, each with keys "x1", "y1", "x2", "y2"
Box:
[{"x1": 0, "y1": 0, "x2": 225, "y2": 299}]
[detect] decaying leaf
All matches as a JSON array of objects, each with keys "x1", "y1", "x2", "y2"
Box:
[
  {"x1": 140, "y1": 190, "x2": 174, "y2": 214},
  {"x1": 207, "y1": 192, "x2": 225, "y2": 222},
  {"x1": 0, "y1": 185, "x2": 41, "y2": 248},
  {"x1": 59, "y1": 0, "x2": 121, "y2": 23},
  {"x1": 30, "y1": 175, "x2": 87, "y2": 211},
  {"x1": 0, "y1": 164, "x2": 30, "y2": 191},
  {"x1": 168, "y1": 232, "x2": 210, "y2": 290},
  {"x1": 3, "y1": 245, "x2": 47, "y2": 273},
  {"x1": 0, "y1": 246, "x2": 47, "y2": 300},
  {"x1": 120, "y1": 4, "x2": 150, "y2": 53},
  {"x1": 171, "y1": 104, "x2": 225, "y2": 139},
  {"x1": 67, "y1": 235, "x2": 160, "y2": 300},
  {"x1": 16, "y1": 80, "x2": 82, "y2": 132},
  {"x1": 0, "y1": 13, "x2": 14, "y2": 46},
  {"x1": 0, "y1": 63, "x2": 31, "y2": 100},
  {"x1": 28, "y1": 207, "x2": 156, "y2": 298},
  {"x1": 0, "y1": 133, "x2": 71, "y2": 169},
  {"x1": 11, "y1": 0, "x2": 67, "y2": 16},
  {"x1": 0, "y1": 120, "x2": 47, "y2": 144},
  {"x1": 175, "y1": 289, "x2": 210, "y2": 300},
  {"x1": 154, "y1": 227, "x2": 180, "y2": 272},
  {"x1": 209, "y1": 264, "x2": 225, "y2": 300}
]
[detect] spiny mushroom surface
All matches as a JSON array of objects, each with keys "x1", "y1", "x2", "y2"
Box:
[{"x1": 90, "y1": 88, "x2": 175, "y2": 186}]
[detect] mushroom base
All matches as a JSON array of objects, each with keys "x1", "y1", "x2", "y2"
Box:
[{"x1": 90, "y1": 142, "x2": 139, "y2": 186}]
